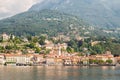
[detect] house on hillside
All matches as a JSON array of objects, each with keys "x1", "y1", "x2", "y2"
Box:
[
  {"x1": 91, "y1": 41, "x2": 101, "y2": 46},
  {"x1": 1, "y1": 33, "x2": 10, "y2": 41}
]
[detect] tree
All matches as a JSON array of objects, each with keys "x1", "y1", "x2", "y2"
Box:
[
  {"x1": 27, "y1": 36, "x2": 32, "y2": 41},
  {"x1": 0, "y1": 46, "x2": 4, "y2": 52},
  {"x1": 13, "y1": 37, "x2": 22, "y2": 44},
  {"x1": 106, "y1": 60, "x2": 113, "y2": 64},
  {"x1": 89, "y1": 59, "x2": 94, "y2": 64},
  {"x1": 32, "y1": 37, "x2": 38, "y2": 43},
  {"x1": 66, "y1": 47, "x2": 74, "y2": 53},
  {"x1": 78, "y1": 40, "x2": 83, "y2": 47},
  {"x1": 26, "y1": 43, "x2": 35, "y2": 49},
  {"x1": 67, "y1": 40, "x2": 76, "y2": 48},
  {"x1": 91, "y1": 45, "x2": 104, "y2": 54},
  {"x1": 67, "y1": 39, "x2": 79, "y2": 52},
  {"x1": 35, "y1": 47, "x2": 41, "y2": 53},
  {"x1": 98, "y1": 60, "x2": 104, "y2": 64},
  {"x1": 5, "y1": 45, "x2": 14, "y2": 50},
  {"x1": 39, "y1": 36, "x2": 46, "y2": 45},
  {"x1": 0, "y1": 46, "x2": 4, "y2": 50}
]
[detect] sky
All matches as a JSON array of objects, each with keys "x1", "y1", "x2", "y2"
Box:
[{"x1": 0, "y1": 0, "x2": 43, "y2": 19}]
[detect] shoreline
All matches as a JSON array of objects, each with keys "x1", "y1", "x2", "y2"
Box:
[{"x1": 1, "y1": 63, "x2": 118, "y2": 67}]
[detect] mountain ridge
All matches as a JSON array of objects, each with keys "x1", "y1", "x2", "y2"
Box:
[
  {"x1": 29, "y1": 0, "x2": 120, "y2": 28},
  {"x1": 0, "y1": 9, "x2": 88, "y2": 36},
  {"x1": 0, "y1": 0, "x2": 120, "y2": 37}
]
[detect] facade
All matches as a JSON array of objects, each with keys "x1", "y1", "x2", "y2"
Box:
[
  {"x1": 2, "y1": 33, "x2": 10, "y2": 41},
  {"x1": 96, "y1": 54, "x2": 115, "y2": 62},
  {"x1": 0, "y1": 55, "x2": 5, "y2": 65},
  {"x1": 5, "y1": 54, "x2": 17, "y2": 65},
  {"x1": 45, "y1": 44, "x2": 55, "y2": 50},
  {"x1": 63, "y1": 59, "x2": 72, "y2": 65},
  {"x1": 81, "y1": 56, "x2": 89, "y2": 65},
  {"x1": 16, "y1": 55, "x2": 30, "y2": 65},
  {"x1": 54, "y1": 58, "x2": 63, "y2": 65},
  {"x1": 71, "y1": 56, "x2": 80, "y2": 65},
  {"x1": 37, "y1": 57, "x2": 46, "y2": 64},
  {"x1": 46, "y1": 58, "x2": 55, "y2": 65},
  {"x1": 89, "y1": 51, "x2": 116, "y2": 64},
  {"x1": 4, "y1": 54, "x2": 33, "y2": 65}
]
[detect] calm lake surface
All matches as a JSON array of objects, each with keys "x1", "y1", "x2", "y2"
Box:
[{"x1": 0, "y1": 66, "x2": 120, "y2": 80}]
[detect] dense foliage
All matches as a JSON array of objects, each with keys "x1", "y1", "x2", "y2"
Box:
[
  {"x1": 0, "y1": 34, "x2": 120, "y2": 55},
  {"x1": 0, "y1": 9, "x2": 120, "y2": 38},
  {"x1": 66, "y1": 38, "x2": 120, "y2": 55},
  {"x1": 0, "y1": 9, "x2": 87, "y2": 36}
]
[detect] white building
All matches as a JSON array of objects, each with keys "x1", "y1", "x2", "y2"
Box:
[
  {"x1": 5, "y1": 54, "x2": 33, "y2": 65},
  {"x1": 0, "y1": 55, "x2": 5, "y2": 65},
  {"x1": 2, "y1": 33, "x2": 10, "y2": 41}
]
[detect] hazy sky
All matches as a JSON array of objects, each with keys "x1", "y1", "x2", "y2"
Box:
[{"x1": 0, "y1": 0, "x2": 43, "y2": 19}]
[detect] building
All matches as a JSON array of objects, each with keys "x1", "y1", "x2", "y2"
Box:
[
  {"x1": 16, "y1": 55, "x2": 27, "y2": 65},
  {"x1": 45, "y1": 44, "x2": 55, "y2": 50},
  {"x1": 90, "y1": 51, "x2": 116, "y2": 64},
  {"x1": 71, "y1": 56, "x2": 80, "y2": 65},
  {"x1": 54, "y1": 57, "x2": 63, "y2": 65},
  {"x1": 4, "y1": 54, "x2": 17, "y2": 65},
  {"x1": 1, "y1": 33, "x2": 10, "y2": 41},
  {"x1": 91, "y1": 41, "x2": 101, "y2": 46},
  {"x1": 0, "y1": 54, "x2": 5, "y2": 65},
  {"x1": 27, "y1": 49, "x2": 35, "y2": 54},
  {"x1": 4, "y1": 54, "x2": 33, "y2": 66},
  {"x1": 46, "y1": 58, "x2": 55, "y2": 65},
  {"x1": 63, "y1": 59, "x2": 72, "y2": 65},
  {"x1": 37, "y1": 55, "x2": 46, "y2": 64},
  {"x1": 25, "y1": 54, "x2": 33, "y2": 65},
  {"x1": 80, "y1": 56, "x2": 89, "y2": 65}
]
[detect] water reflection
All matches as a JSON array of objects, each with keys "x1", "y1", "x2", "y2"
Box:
[{"x1": 0, "y1": 66, "x2": 120, "y2": 80}]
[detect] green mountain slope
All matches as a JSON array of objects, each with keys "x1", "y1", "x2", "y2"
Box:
[
  {"x1": 0, "y1": 9, "x2": 88, "y2": 36},
  {"x1": 29, "y1": 0, "x2": 120, "y2": 28}
]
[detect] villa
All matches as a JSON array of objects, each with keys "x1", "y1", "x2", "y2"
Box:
[{"x1": 4, "y1": 54, "x2": 33, "y2": 66}]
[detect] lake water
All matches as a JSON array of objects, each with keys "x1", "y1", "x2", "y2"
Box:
[{"x1": 0, "y1": 66, "x2": 120, "y2": 80}]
